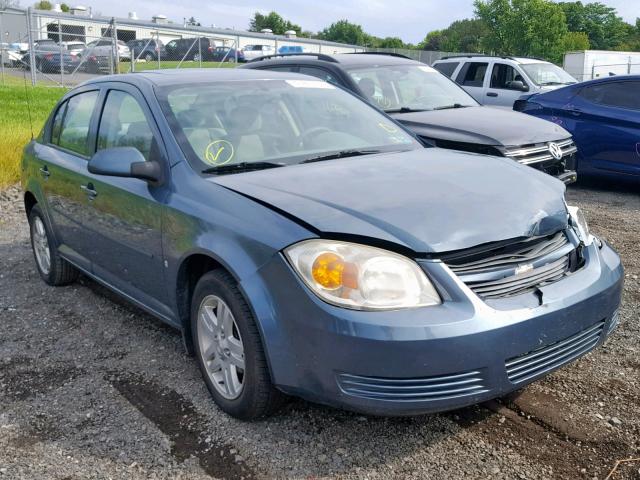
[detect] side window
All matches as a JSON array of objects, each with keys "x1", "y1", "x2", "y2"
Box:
[
  {"x1": 579, "y1": 82, "x2": 640, "y2": 110},
  {"x1": 490, "y1": 63, "x2": 525, "y2": 89},
  {"x1": 57, "y1": 91, "x2": 99, "y2": 156},
  {"x1": 97, "y1": 90, "x2": 155, "y2": 160},
  {"x1": 260, "y1": 65, "x2": 297, "y2": 73},
  {"x1": 434, "y1": 62, "x2": 459, "y2": 77},
  {"x1": 298, "y1": 66, "x2": 337, "y2": 84},
  {"x1": 50, "y1": 100, "x2": 67, "y2": 145},
  {"x1": 457, "y1": 62, "x2": 488, "y2": 87}
]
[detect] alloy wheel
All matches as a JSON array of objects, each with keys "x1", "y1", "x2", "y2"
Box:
[
  {"x1": 31, "y1": 216, "x2": 51, "y2": 275},
  {"x1": 197, "y1": 295, "x2": 245, "y2": 399}
]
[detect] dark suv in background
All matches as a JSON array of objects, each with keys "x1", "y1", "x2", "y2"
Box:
[
  {"x1": 242, "y1": 53, "x2": 578, "y2": 183},
  {"x1": 164, "y1": 37, "x2": 213, "y2": 61}
]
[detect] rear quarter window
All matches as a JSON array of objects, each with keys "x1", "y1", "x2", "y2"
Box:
[{"x1": 434, "y1": 62, "x2": 459, "y2": 77}]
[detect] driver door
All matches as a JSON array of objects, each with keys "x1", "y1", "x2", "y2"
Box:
[
  {"x1": 484, "y1": 62, "x2": 528, "y2": 108},
  {"x1": 83, "y1": 83, "x2": 171, "y2": 318}
]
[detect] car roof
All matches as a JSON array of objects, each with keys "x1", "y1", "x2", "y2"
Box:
[
  {"x1": 81, "y1": 68, "x2": 322, "y2": 87},
  {"x1": 575, "y1": 74, "x2": 640, "y2": 86},
  {"x1": 244, "y1": 52, "x2": 422, "y2": 68},
  {"x1": 436, "y1": 55, "x2": 551, "y2": 65}
]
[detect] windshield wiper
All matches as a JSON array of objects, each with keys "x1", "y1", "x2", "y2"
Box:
[
  {"x1": 386, "y1": 107, "x2": 429, "y2": 113},
  {"x1": 300, "y1": 149, "x2": 383, "y2": 164},
  {"x1": 202, "y1": 161, "x2": 284, "y2": 175},
  {"x1": 432, "y1": 103, "x2": 468, "y2": 110}
]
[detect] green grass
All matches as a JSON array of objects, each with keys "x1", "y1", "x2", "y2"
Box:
[
  {"x1": 121, "y1": 60, "x2": 238, "y2": 72},
  {"x1": 0, "y1": 78, "x2": 66, "y2": 188}
]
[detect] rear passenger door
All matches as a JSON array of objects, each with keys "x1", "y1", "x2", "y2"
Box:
[
  {"x1": 455, "y1": 61, "x2": 489, "y2": 104},
  {"x1": 36, "y1": 88, "x2": 100, "y2": 271},
  {"x1": 569, "y1": 80, "x2": 640, "y2": 177},
  {"x1": 484, "y1": 62, "x2": 529, "y2": 108},
  {"x1": 84, "y1": 83, "x2": 170, "y2": 316}
]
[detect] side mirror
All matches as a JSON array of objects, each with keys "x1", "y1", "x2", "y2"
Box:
[
  {"x1": 507, "y1": 80, "x2": 529, "y2": 92},
  {"x1": 88, "y1": 147, "x2": 163, "y2": 183}
]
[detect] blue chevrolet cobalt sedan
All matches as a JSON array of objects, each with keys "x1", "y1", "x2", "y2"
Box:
[{"x1": 22, "y1": 69, "x2": 623, "y2": 419}]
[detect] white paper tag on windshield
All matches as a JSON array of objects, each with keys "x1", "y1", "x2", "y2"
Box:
[
  {"x1": 418, "y1": 66, "x2": 437, "y2": 73},
  {"x1": 286, "y1": 79, "x2": 335, "y2": 89}
]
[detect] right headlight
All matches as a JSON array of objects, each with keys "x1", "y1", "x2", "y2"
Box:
[
  {"x1": 284, "y1": 239, "x2": 441, "y2": 311},
  {"x1": 567, "y1": 205, "x2": 593, "y2": 246}
]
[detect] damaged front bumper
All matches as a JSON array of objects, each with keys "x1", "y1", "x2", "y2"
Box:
[{"x1": 244, "y1": 239, "x2": 623, "y2": 416}]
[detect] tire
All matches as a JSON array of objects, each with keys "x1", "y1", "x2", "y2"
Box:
[
  {"x1": 225, "y1": 57, "x2": 236, "y2": 63},
  {"x1": 192, "y1": 53, "x2": 200, "y2": 62},
  {"x1": 144, "y1": 52, "x2": 155, "y2": 62},
  {"x1": 29, "y1": 204, "x2": 78, "y2": 286},
  {"x1": 191, "y1": 270, "x2": 286, "y2": 419}
]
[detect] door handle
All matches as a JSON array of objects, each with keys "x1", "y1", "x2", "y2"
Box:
[
  {"x1": 39, "y1": 166, "x2": 51, "y2": 179},
  {"x1": 80, "y1": 183, "x2": 98, "y2": 200},
  {"x1": 486, "y1": 92, "x2": 498, "y2": 97},
  {"x1": 567, "y1": 107, "x2": 582, "y2": 117}
]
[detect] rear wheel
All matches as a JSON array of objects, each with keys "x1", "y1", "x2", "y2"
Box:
[
  {"x1": 29, "y1": 204, "x2": 78, "y2": 286},
  {"x1": 144, "y1": 52, "x2": 155, "y2": 62},
  {"x1": 191, "y1": 270, "x2": 286, "y2": 419}
]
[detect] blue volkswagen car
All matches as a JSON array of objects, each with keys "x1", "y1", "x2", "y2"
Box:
[
  {"x1": 22, "y1": 69, "x2": 623, "y2": 419},
  {"x1": 515, "y1": 75, "x2": 640, "y2": 182}
]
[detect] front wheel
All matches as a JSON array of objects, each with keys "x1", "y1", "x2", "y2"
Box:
[
  {"x1": 191, "y1": 270, "x2": 286, "y2": 419},
  {"x1": 29, "y1": 204, "x2": 78, "y2": 286},
  {"x1": 144, "y1": 52, "x2": 155, "y2": 62}
]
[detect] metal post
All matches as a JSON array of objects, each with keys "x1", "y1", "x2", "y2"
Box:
[
  {"x1": 26, "y1": 7, "x2": 36, "y2": 86},
  {"x1": 235, "y1": 36, "x2": 239, "y2": 63},
  {"x1": 112, "y1": 18, "x2": 120, "y2": 74},
  {"x1": 155, "y1": 29, "x2": 160, "y2": 69},
  {"x1": 591, "y1": 63, "x2": 595, "y2": 80},
  {"x1": 0, "y1": 13, "x2": 5, "y2": 86},
  {"x1": 198, "y1": 37, "x2": 202, "y2": 67},
  {"x1": 58, "y1": 20, "x2": 64, "y2": 87},
  {"x1": 275, "y1": 38, "x2": 278, "y2": 55}
]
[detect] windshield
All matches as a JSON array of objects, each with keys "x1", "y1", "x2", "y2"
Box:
[
  {"x1": 157, "y1": 78, "x2": 420, "y2": 173},
  {"x1": 346, "y1": 64, "x2": 478, "y2": 111},
  {"x1": 520, "y1": 63, "x2": 576, "y2": 86}
]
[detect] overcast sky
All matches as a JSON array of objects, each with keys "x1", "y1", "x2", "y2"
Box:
[{"x1": 81, "y1": 0, "x2": 638, "y2": 44}]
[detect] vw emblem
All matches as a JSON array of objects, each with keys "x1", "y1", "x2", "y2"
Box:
[{"x1": 548, "y1": 142, "x2": 563, "y2": 160}]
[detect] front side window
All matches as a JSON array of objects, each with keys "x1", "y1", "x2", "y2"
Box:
[
  {"x1": 457, "y1": 62, "x2": 488, "y2": 87},
  {"x1": 520, "y1": 63, "x2": 576, "y2": 86},
  {"x1": 158, "y1": 79, "x2": 420, "y2": 172},
  {"x1": 347, "y1": 64, "x2": 477, "y2": 112},
  {"x1": 490, "y1": 63, "x2": 526, "y2": 89},
  {"x1": 579, "y1": 82, "x2": 640, "y2": 110},
  {"x1": 56, "y1": 91, "x2": 99, "y2": 156},
  {"x1": 97, "y1": 90, "x2": 155, "y2": 160}
]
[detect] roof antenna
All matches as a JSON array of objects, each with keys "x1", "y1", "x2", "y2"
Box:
[{"x1": 22, "y1": 65, "x2": 35, "y2": 139}]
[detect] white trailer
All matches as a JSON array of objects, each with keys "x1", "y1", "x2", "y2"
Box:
[{"x1": 564, "y1": 50, "x2": 640, "y2": 81}]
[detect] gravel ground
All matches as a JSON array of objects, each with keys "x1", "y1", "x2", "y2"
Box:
[{"x1": 1, "y1": 180, "x2": 639, "y2": 480}]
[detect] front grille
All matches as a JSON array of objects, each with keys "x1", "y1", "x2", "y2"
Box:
[
  {"x1": 444, "y1": 231, "x2": 580, "y2": 300},
  {"x1": 506, "y1": 320, "x2": 605, "y2": 384},
  {"x1": 502, "y1": 138, "x2": 577, "y2": 165},
  {"x1": 336, "y1": 370, "x2": 488, "y2": 402}
]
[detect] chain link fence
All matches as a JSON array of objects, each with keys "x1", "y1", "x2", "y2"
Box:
[
  {"x1": 366, "y1": 48, "x2": 474, "y2": 65},
  {"x1": 1, "y1": 8, "x2": 472, "y2": 89}
]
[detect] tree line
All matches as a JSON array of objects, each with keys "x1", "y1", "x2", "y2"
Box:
[{"x1": 249, "y1": 1, "x2": 640, "y2": 63}]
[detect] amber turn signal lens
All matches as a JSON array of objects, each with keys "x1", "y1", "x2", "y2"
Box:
[{"x1": 312, "y1": 252, "x2": 345, "y2": 289}]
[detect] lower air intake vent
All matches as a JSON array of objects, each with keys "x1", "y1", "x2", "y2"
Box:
[
  {"x1": 506, "y1": 320, "x2": 605, "y2": 384},
  {"x1": 336, "y1": 370, "x2": 488, "y2": 402}
]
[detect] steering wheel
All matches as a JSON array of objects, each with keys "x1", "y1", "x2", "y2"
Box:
[{"x1": 300, "y1": 126, "x2": 332, "y2": 148}]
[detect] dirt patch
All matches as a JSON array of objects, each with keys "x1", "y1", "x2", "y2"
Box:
[{"x1": 110, "y1": 373, "x2": 256, "y2": 480}]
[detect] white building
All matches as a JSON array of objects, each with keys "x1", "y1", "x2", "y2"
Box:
[{"x1": 0, "y1": 6, "x2": 363, "y2": 55}]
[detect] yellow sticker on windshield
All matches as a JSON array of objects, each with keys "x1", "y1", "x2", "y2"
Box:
[
  {"x1": 204, "y1": 140, "x2": 235, "y2": 166},
  {"x1": 378, "y1": 122, "x2": 398, "y2": 133}
]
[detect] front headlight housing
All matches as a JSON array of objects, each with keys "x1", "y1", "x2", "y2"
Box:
[
  {"x1": 567, "y1": 205, "x2": 592, "y2": 246},
  {"x1": 284, "y1": 240, "x2": 441, "y2": 311}
]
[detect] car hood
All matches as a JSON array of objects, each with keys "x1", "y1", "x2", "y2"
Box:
[
  {"x1": 213, "y1": 149, "x2": 567, "y2": 254},
  {"x1": 391, "y1": 106, "x2": 569, "y2": 147}
]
